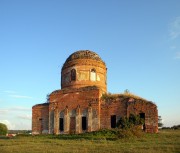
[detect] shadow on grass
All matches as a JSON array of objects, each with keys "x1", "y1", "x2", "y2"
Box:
[
  {"x1": 0, "y1": 136, "x2": 16, "y2": 140},
  {"x1": 16, "y1": 128, "x2": 145, "y2": 141},
  {"x1": 16, "y1": 130, "x2": 119, "y2": 141}
]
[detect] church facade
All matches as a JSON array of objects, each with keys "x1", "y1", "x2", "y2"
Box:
[{"x1": 32, "y1": 50, "x2": 158, "y2": 134}]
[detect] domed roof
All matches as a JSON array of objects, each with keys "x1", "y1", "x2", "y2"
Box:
[{"x1": 64, "y1": 50, "x2": 105, "y2": 64}]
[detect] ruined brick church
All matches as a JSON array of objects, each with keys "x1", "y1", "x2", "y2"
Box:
[{"x1": 32, "y1": 50, "x2": 158, "y2": 134}]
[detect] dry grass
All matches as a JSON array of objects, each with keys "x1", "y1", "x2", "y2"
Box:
[
  {"x1": 101, "y1": 92, "x2": 151, "y2": 103},
  {"x1": 0, "y1": 130, "x2": 179, "y2": 153}
]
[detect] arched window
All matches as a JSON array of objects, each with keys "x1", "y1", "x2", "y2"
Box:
[
  {"x1": 90, "y1": 69, "x2": 96, "y2": 81},
  {"x1": 71, "y1": 69, "x2": 76, "y2": 81}
]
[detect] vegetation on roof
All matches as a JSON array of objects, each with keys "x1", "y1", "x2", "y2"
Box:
[{"x1": 101, "y1": 90, "x2": 155, "y2": 105}]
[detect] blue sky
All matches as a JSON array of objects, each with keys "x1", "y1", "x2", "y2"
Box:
[{"x1": 0, "y1": 0, "x2": 180, "y2": 130}]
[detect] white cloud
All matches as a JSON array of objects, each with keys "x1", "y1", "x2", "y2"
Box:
[
  {"x1": 17, "y1": 114, "x2": 32, "y2": 120},
  {"x1": 175, "y1": 52, "x2": 180, "y2": 59},
  {"x1": 10, "y1": 95, "x2": 33, "y2": 99},
  {"x1": 0, "y1": 109, "x2": 9, "y2": 114},
  {"x1": 0, "y1": 99, "x2": 7, "y2": 103},
  {"x1": 0, "y1": 120, "x2": 16, "y2": 130},
  {"x1": 0, "y1": 107, "x2": 31, "y2": 115},
  {"x1": 4, "y1": 90, "x2": 17, "y2": 94},
  {"x1": 170, "y1": 17, "x2": 180, "y2": 39},
  {"x1": 10, "y1": 106, "x2": 31, "y2": 111},
  {"x1": 14, "y1": 122, "x2": 31, "y2": 130}
]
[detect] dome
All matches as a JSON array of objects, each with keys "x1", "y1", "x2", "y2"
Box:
[
  {"x1": 64, "y1": 50, "x2": 105, "y2": 65},
  {"x1": 61, "y1": 50, "x2": 107, "y2": 92}
]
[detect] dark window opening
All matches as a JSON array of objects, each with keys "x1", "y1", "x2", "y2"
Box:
[
  {"x1": 39, "y1": 118, "x2": 43, "y2": 121},
  {"x1": 139, "y1": 113, "x2": 145, "y2": 130},
  {"x1": 59, "y1": 118, "x2": 64, "y2": 131},
  {"x1": 82, "y1": 117, "x2": 87, "y2": 130},
  {"x1": 111, "y1": 115, "x2": 116, "y2": 128},
  {"x1": 139, "y1": 113, "x2": 145, "y2": 119},
  {"x1": 91, "y1": 68, "x2": 96, "y2": 73},
  {"x1": 71, "y1": 69, "x2": 76, "y2": 81}
]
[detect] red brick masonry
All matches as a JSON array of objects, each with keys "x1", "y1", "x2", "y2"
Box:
[{"x1": 32, "y1": 50, "x2": 158, "y2": 134}]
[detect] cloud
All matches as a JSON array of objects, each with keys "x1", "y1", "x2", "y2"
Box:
[
  {"x1": 175, "y1": 52, "x2": 180, "y2": 59},
  {"x1": 10, "y1": 95, "x2": 33, "y2": 99},
  {"x1": 0, "y1": 107, "x2": 31, "y2": 115},
  {"x1": 4, "y1": 90, "x2": 17, "y2": 94},
  {"x1": 0, "y1": 120, "x2": 16, "y2": 129},
  {"x1": 14, "y1": 122, "x2": 31, "y2": 130},
  {"x1": 0, "y1": 99, "x2": 7, "y2": 103},
  {"x1": 10, "y1": 106, "x2": 31, "y2": 111},
  {"x1": 170, "y1": 17, "x2": 180, "y2": 39},
  {"x1": 17, "y1": 114, "x2": 32, "y2": 120},
  {"x1": 0, "y1": 109, "x2": 9, "y2": 114}
]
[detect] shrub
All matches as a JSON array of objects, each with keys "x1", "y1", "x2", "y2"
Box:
[
  {"x1": 116, "y1": 114, "x2": 145, "y2": 138},
  {"x1": 117, "y1": 129, "x2": 134, "y2": 138},
  {"x1": 0, "y1": 123, "x2": 8, "y2": 135},
  {"x1": 117, "y1": 114, "x2": 144, "y2": 129}
]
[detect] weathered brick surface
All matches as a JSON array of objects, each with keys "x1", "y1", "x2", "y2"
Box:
[
  {"x1": 32, "y1": 103, "x2": 49, "y2": 134},
  {"x1": 61, "y1": 51, "x2": 107, "y2": 93},
  {"x1": 127, "y1": 100, "x2": 158, "y2": 133},
  {"x1": 32, "y1": 50, "x2": 158, "y2": 134},
  {"x1": 48, "y1": 86, "x2": 101, "y2": 134},
  {"x1": 100, "y1": 99, "x2": 127, "y2": 129}
]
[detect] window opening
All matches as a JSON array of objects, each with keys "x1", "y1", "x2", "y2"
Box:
[
  {"x1": 59, "y1": 118, "x2": 64, "y2": 131},
  {"x1": 90, "y1": 69, "x2": 96, "y2": 81},
  {"x1": 139, "y1": 113, "x2": 145, "y2": 130},
  {"x1": 111, "y1": 115, "x2": 116, "y2": 128},
  {"x1": 71, "y1": 69, "x2": 76, "y2": 81},
  {"x1": 82, "y1": 117, "x2": 87, "y2": 130}
]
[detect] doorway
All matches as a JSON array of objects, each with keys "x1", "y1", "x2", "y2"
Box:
[
  {"x1": 82, "y1": 117, "x2": 87, "y2": 131},
  {"x1": 139, "y1": 113, "x2": 145, "y2": 130},
  {"x1": 59, "y1": 118, "x2": 64, "y2": 132},
  {"x1": 111, "y1": 115, "x2": 116, "y2": 128}
]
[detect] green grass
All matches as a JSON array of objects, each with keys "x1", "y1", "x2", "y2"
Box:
[{"x1": 0, "y1": 130, "x2": 180, "y2": 153}]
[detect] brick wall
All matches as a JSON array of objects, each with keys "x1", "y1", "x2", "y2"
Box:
[
  {"x1": 100, "y1": 99, "x2": 127, "y2": 129},
  {"x1": 127, "y1": 100, "x2": 158, "y2": 133},
  {"x1": 32, "y1": 103, "x2": 49, "y2": 134},
  {"x1": 32, "y1": 50, "x2": 158, "y2": 134},
  {"x1": 61, "y1": 59, "x2": 107, "y2": 93},
  {"x1": 49, "y1": 86, "x2": 102, "y2": 134},
  {"x1": 100, "y1": 96, "x2": 158, "y2": 133}
]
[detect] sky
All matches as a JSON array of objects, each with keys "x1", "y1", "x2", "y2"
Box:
[{"x1": 0, "y1": 0, "x2": 180, "y2": 130}]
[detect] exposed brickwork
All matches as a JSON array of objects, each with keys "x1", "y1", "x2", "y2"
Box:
[
  {"x1": 127, "y1": 100, "x2": 158, "y2": 133},
  {"x1": 61, "y1": 50, "x2": 107, "y2": 93},
  {"x1": 32, "y1": 103, "x2": 49, "y2": 134},
  {"x1": 100, "y1": 99, "x2": 127, "y2": 129},
  {"x1": 32, "y1": 50, "x2": 158, "y2": 134},
  {"x1": 48, "y1": 86, "x2": 101, "y2": 134}
]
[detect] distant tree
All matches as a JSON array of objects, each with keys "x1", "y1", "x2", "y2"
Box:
[
  {"x1": 0, "y1": 123, "x2": 8, "y2": 135},
  {"x1": 46, "y1": 94, "x2": 50, "y2": 103},
  {"x1": 124, "y1": 89, "x2": 130, "y2": 94},
  {"x1": 171, "y1": 125, "x2": 180, "y2": 130},
  {"x1": 158, "y1": 116, "x2": 163, "y2": 128}
]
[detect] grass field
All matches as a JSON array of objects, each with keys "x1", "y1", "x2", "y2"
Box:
[{"x1": 0, "y1": 130, "x2": 179, "y2": 153}]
